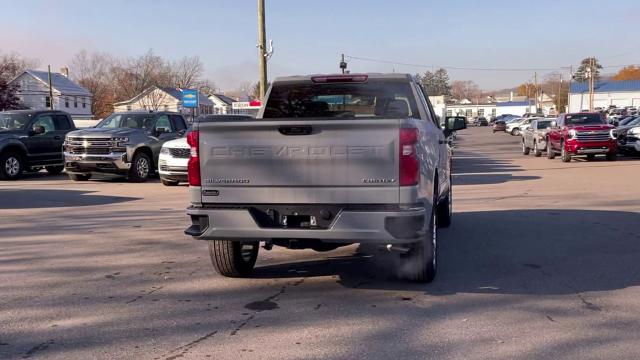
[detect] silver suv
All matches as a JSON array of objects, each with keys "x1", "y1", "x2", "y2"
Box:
[{"x1": 185, "y1": 74, "x2": 465, "y2": 282}]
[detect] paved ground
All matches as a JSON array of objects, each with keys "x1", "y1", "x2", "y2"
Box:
[{"x1": 2, "y1": 127, "x2": 640, "y2": 360}]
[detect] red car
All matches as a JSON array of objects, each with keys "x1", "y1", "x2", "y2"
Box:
[{"x1": 546, "y1": 113, "x2": 617, "y2": 162}]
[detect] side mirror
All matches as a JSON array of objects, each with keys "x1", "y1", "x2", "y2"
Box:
[
  {"x1": 31, "y1": 125, "x2": 45, "y2": 135},
  {"x1": 155, "y1": 127, "x2": 169, "y2": 135},
  {"x1": 445, "y1": 118, "x2": 467, "y2": 131}
]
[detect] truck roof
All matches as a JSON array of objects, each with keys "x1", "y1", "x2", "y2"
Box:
[{"x1": 272, "y1": 73, "x2": 413, "y2": 84}]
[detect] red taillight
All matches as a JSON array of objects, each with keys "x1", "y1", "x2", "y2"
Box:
[
  {"x1": 399, "y1": 128, "x2": 419, "y2": 186},
  {"x1": 187, "y1": 130, "x2": 200, "y2": 186}
]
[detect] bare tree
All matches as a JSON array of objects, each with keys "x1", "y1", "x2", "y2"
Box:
[
  {"x1": 112, "y1": 49, "x2": 173, "y2": 101},
  {"x1": 0, "y1": 51, "x2": 40, "y2": 82},
  {"x1": 171, "y1": 56, "x2": 204, "y2": 89},
  {"x1": 451, "y1": 80, "x2": 480, "y2": 102},
  {"x1": 70, "y1": 50, "x2": 116, "y2": 118}
]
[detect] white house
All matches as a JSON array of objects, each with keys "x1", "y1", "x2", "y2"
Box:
[
  {"x1": 208, "y1": 93, "x2": 237, "y2": 114},
  {"x1": 113, "y1": 86, "x2": 214, "y2": 119},
  {"x1": 9, "y1": 69, "x2": 93, "y2": 119},
  {"x1": 495, "y1": 101, "x2": 536, "y2": 117},
  {"x1": 568, "y1": 80, "x2": 640, "y2": 112},
  {"x1": 446, "y1": 103, "x2": 497, "y2": 118}
]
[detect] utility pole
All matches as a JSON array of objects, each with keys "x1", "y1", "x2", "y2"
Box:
[
  {"x1": 257, "y1": 0, "x2": 267, "y2": 101},
  {"x1": 557, "y1": 73, "x2": 563, "y2": 114},
  {"x1": 47, "y1": 65, "x2": 54, "y2": 110},
  {"x1": 339, "y1": 54, "x2": 347, "y2": 74},
  {"x1": 534, "y1": 72, "x2": 538, "y2": 113},
  {"x1": 589, "y1": 56, "x2": 595, "y2": 112}
]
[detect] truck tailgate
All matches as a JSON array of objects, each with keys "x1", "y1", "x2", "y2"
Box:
[{"x1": 198, "y1": 119, "x2": 401, "y2": 204}]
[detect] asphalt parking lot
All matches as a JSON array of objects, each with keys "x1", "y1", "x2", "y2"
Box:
[{"x1": 2, "y1": 126, "x2": 639, "y2": 360}]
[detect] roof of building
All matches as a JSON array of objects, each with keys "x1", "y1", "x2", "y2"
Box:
[
  {"x1": 114, "y1": 86, "x2": 214, "y2": 106},
  {"x1": 496, "y1": 100, "x2": 534, "y2": 107},
  {"x1": 210, "y1": 94, "x2": 237, "y2": 105},
  {"x1": 17, "y1": 70, "x2": 92, "y2": 96},
  {"x1": 570, "y1": 80, "x2": 640, "y2": 93}
]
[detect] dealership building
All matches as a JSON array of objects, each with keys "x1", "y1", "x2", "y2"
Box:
[{"x1": 569, "y1": 80, "x2": 640, "y2": 112}]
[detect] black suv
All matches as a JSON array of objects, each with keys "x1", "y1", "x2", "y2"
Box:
[{"x1": 0, "y1": 110, "x2": 76, "y2": 180}]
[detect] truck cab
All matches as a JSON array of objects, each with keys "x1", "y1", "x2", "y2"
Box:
[{"x1": 546, "y1": 112, "x2": 617, "y2": 162}]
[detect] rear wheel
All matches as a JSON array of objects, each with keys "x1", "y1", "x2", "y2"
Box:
[
  {"x1": 522, "y1": 140, "x2": 530, "y2": 155},
  {"x1": 561, "y1": 142, "x2": 572, "y2": 162},
  {"x1": 402, "y1": 195, "x2": 438, "y2": 283},
  {"x1": 45, "y1": 165, "x2": 64, "y2": 175},
  {"x1": 533, "y1": 141, "x2": 543, "y2": 157},
  {"x1": 437, "y1": 181, "x2": 452, "y2": 228},
  {"x1": 511, "y1": 128, "x2": 520, "y2": 136},
  {"x1": 0, "y1": 152, "x2": 23, "y2": 180},
  {"x1": 547, "y1": 140, "x2": 556, "y2": 159},
  {"x1": 606, "y1": 151, "x2": 617, "y2": 161},
  {"x1": 68, "y1": 173, "x2": 91, "y2": 181},
  {"x1": 208, "y1": 240, "x2": 259, "y2": 277}
]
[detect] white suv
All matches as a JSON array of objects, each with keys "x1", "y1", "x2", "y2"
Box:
[{"x1": 158, "y1": 137, "x2": 189, "y2": 186}]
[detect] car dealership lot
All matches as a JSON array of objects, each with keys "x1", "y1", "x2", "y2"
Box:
[{"x1": 1, "y1": 127, "x2": 639, "y2": 360}]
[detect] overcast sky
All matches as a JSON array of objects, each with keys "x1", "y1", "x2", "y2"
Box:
[{"x1": 2, "y1": 0, "x2": 639, "y2": 91}]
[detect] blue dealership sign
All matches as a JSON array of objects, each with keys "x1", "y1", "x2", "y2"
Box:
[{"x1": 182, "y1": 89, "x2": 199, "y2": 108}]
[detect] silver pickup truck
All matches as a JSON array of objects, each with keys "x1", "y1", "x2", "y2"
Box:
[{"x1": 185, "y1": 73, "x2": 465, "y2": 282}]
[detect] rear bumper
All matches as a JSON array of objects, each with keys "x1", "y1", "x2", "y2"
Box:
[
  {"x1": 185, "y1": 205, "x2": 427, "y2": 244},
  {"x1": 64, "y1": 152, "x2": 130, "y2": 174},
  {"x1": 566, "y1": 140, "x2": 617, "y2": 155}
]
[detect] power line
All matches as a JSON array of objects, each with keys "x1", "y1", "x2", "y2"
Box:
[{"x1": 345, "y1": 55, "x2": 640, "y2": 73}]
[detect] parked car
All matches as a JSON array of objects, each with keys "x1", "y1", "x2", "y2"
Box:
[
  {"x1": 522, "y1": 119, "x2": 553, "y2": 157},
  {"x1": 158, "y1": 137, "x2": 189, "y2": 186},
  {"x1": 0, "y1": 110, "x2": 75, "y2": 180},
  {"x1": 474, "y1": 117, "x2": 489, "y2": 126},
  {"x1": 618, "y1": 125, "x2": 640, "y2": 155},
  {"x1": 185, "y1": 73, "x2": 466, "y2": 283},
  {"x1": 506, "y1": 117, "x2": 535, "y2": 136},
  {"x1": 546, "y1": 113, "x2": 617, "y2": 162},
  {"x1": 493, "y1": 120, "x2": 507, "y2": 133},
  {"x1": 64, "y1": 111, "x2": 188, "y2": 182}
]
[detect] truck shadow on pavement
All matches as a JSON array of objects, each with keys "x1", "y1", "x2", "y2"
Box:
[
  {"x1": 0, "y1": 189, "x2": 140, "y2": 209},
  {"x1": 253, "y1": 209, "x2": 640, "y2": 296}
]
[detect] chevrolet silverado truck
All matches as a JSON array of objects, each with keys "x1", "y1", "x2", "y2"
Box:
[
  {"x1": 0, "y1": 110, "x2": 75, "y2": 180},
  {"x1": 522, "y1": 118, "x2": 553, "y2": 157},
  {"x1": 64, "y1": 111, "x2": 188, "y2": 182},
  {"x1": 546, "y1": 113, "x2": 617, "y2": 162},
  {"x1": 184, "y1": 73, "x2": 466, "y2": 283}
]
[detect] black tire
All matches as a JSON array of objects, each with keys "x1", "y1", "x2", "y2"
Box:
[
  {"x1": 437, "y1": 182, "x2": 452, "y2": 228},
  {"x1": 45, "y1": 165, "x2": 64, "y2": 175},
  {"x1": 561, "y1": 142, "x2": 571, "y2": 162},
  {"x1": 0, "y1": 151, "x2": 24, "y2": 180},
  {"x1": 522, "y1": 140, "x2": 530, "y2": 155},
  {"x1": 511, "y1": 128, "x2": 519, "y2": 136},
  {"x1": 606, "y1": 151, "x2": 617, "y2": 161},
  {"x1": 129, "y1": 152, "x2": 152, "y2": 183},
  {"x1": 547, "y1": 140, "x2": 556, "y2": 159},
  {"x1": 208, "y1": 240, "x2": 259, "y2": 277},
  {"x1": 161, "y1": 178, "x2": 179, "y2": 186},
  {"x1": 533, "y1": 141, "x2": 543, "y2": 157},
  {"x1": 402, "y1": 193, "x2": 438, "y2": 283},
  {"x1": 586, "y1": 154, "x2": 596, "y2": 161},
  {"x1": 68, "y1": 173, "x2": 91, "y2": 181}
]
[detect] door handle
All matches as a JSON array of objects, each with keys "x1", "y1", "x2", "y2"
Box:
[{"x1": 54, "y1": 136, "x2": 61, "y2": 140}]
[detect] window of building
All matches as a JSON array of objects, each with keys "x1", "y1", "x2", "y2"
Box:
[
  {"x1": 74, "y1": 97, "x2": 78, "y2": 108},
  {"x1": 164, "y1": 105, "x2": 169, "y2": 111},
  {"x1": 478, "y1": 109, "x2": 484, "y2": 116},
  {"x1": 446, "y1": 109, "x2": 452, "y2": 116},
  {"x1": 126, "y1": 105, "x2": 132, "y2": 111},
  {"x1": 45, "y1": 96, "x2": 51, "y2": 108},
  {"x1": 82, "y1": 98, "x2": 86, "y2": 108},
  {"x1": 65, "y1": 97, "x2": 69, "y2": 107},
  {"x1": 465, "y1": 109, "x2": 472, "y2": 117},
  {"x1": 492, "y1": 108, "x2": 497, "y2": 116}
]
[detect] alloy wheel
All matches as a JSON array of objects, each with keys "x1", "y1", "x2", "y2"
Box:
[
  {"x1": 5, "y1": 157, "x2": 20, "y2": 176},
  {"x1": 136, "y1": 157, "x2": 149, "y2": 178}
]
